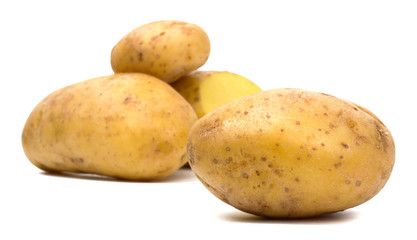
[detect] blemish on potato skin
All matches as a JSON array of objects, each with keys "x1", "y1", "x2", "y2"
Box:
[
  {"x1": 225, "y1": 147, "x2": 231, "y2": 151},
  {"x1": 341, "y1": 143, "x2": 349, "y2": 149},
  {"x1": 356, "y1": 180, "x2": 362, "y2": 187},
  {"x1": 137, "y1": 51, "x2": 144, "y2": 61},
  {"x1": 70, "y1": 157, "x2": 84, "y2": 164},
  {"x1": 242, "y1": 173, "x2": 249, "y2": 178},
  {"x1": 345, "y1": 180, "x2": 351, "y2": 184}
]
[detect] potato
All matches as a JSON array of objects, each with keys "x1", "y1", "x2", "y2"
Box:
[
  {"x1": 22, "y1": 73, "x2": 198, "y2": 180},
  {"x1": 172, "y1": 71, "x2": 262, "y2": 118},
  {"x1": 187, "y1": 88, "x2": 395, "y2": 218},
  {"x1": 111, "y1": 20, "x2": 211, "y2": 84}
]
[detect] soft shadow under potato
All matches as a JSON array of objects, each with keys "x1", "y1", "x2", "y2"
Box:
[
  {"x1": 218, "y1": 209, "x2": 359, "y2": 224},
  {"x1": 40, "y1": 167, "x2": 197, "y2": 183}
]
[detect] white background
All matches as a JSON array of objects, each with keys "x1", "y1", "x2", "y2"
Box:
[{"x1": 1, "y1": 0, "x2": 416, "y2": 239}]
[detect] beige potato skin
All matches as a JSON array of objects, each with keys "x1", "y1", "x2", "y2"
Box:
[
  {"x1": 111, "y1": 20, "x2": 211, "y2": 83},
  {"x1": 171, "y1": 71, "x2": 209, "y2": 118},
  {"x1": 22, "y1": 73, "x2": 198, "y2": 180},
  {"x1": 171, "y1": 71, "x2": 262, "y2": 118},
  {"x1": 187, "y1": 88, "x2": 395, "y2": 218}
]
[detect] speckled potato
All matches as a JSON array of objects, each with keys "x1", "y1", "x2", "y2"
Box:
[
  {"x1": 22, "y1": 73, "x2": 198, "y2": 180},
  {"x1": 172, "y1": 71, "x2": 262, "y2": 118},
  {"x1": 111, "y1": 20, "x2": 211, "y2": 83},
  {"x1": 187, "y1": 88, "x2": 395, "y2": 218}
]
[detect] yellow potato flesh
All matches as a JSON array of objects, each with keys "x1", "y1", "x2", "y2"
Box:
[
  {"x1": 172, "y1": 71, "x2": 262, "y2": 118},
  {"x1": 187, "y1": 88, "x2": 395, "y2": 218}
]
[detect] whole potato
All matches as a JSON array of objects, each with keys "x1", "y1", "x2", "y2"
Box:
[
  {"x1": 172, "y1": 71, "x2": 262, "y2": 118},
  {"x1": 187, "y1": 88, "x2": 395, "y2": 218},
  {"x1": 22, "y1": 73, "x2": 198, "y2": 180},
  {"x1": 111, "y1": 20, "x2": 211, "y2": 83}
]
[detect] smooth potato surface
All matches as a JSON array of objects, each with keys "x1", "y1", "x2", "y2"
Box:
[
  {"x1": 172, "y1": 71, "x2": 262, "y2": 118},
  {"x1": 111, "y1": 20, "x2": 210, "y2": 83},
  {"x1": 187, "y1": 88, "x2": 395, "y2": 218},
  {"x1": 22, "y1": 73, "x2": 198, "y2": 180}
]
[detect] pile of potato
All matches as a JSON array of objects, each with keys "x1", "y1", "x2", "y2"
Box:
[{"x1": 22, "y1": 20, "x2": 395, "y2": 218}]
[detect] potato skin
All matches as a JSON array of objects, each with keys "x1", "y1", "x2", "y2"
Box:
[
  {"x1": 22, "y1": 73, "x2": 198, "y2": 180},
  {"x1": 111, "y1": 20, "x2": 210, "y2": 83},
  {"x1": 187, "y1": 88, "x2": 395, "y2": 218},
  {"x1": 171, "y1": 71, "x2": 262, "y2": 118}
]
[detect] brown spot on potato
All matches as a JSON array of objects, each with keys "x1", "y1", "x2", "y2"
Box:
[
  {"x1": 334, "y1": 162, "x2": 342, "y2": 168},
  {"x1": 70, "y1": 157, "x2": 84, "y2": 164},
  {"x1": 243, "y1": 173, "x2": 249, "y2": 178},
  {"x1": 295, "y1": 178, "x2": 300, "y2": 182},
  {"x1": 341, "y1": 143, "x2": 349, "y2": 149},
  {"x1": 296, "y1": 121, "x2": 301, "y2": 125},
  {"x1": 261, "y1": 157, "x2": 267, "y2": 161},
  {"x1": 213, "y1": 158, "x2": 218, "y2": 164},
  {"x1": 356, "y1": 180, "x2": 362, "y2": 187},
  {"x1": 123, "y1": 96, "x2": 133, "y2": 104},
  {"x1": 138, "y1": 51, "x2": 144, "y2": 61},
  {"x1": 284, "y1": 187, "x2": 289, "y2": 193},
  {"x1": 244, "y1": 111, "x2": 249, "y2": 115},
  {"x1": 345, "y1": 180, "x2": 351, "y2": 184},
  {"x1": 226, "y1": 147, "x2": 231, "y2": 151}
]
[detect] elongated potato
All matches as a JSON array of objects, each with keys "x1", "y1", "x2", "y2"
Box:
[
  {"x1": 172, "y1": 71, "x2": 262, "y2": 118},
  {"x1": 187, "y1": 88, "x2": 395, "y2": 218},
  {"x1": 111, "y1": 20, "x2": 211, "y2": 83},
  {"x1": 22, "y1": 73, "x2": 198, "y2": 180}
]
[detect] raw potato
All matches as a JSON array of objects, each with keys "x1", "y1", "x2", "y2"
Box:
[
  {"x1": 187, "y1": 88, "x2": 395, "y2": 218},
  {"x1": 111, "y1": 20, "x2": 211, "y2": 83},
  {"x1": 22, "y1": 73, "x2": 198, "y2": 180},
  {"x1": 172, "y1": 71, "x2": 262, "y2": 118}
]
